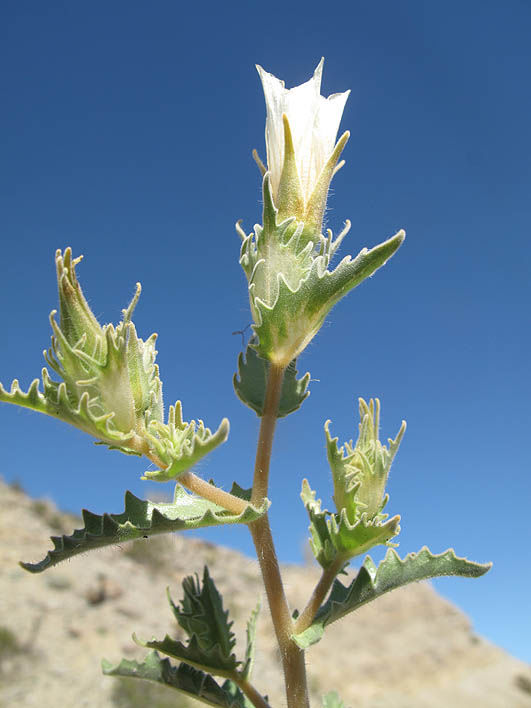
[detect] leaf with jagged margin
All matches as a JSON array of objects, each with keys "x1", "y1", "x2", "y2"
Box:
[
  {"x1": 233, "y1": 341, "x2": 310, "y2": 417},
  {"x1": 134, "y1": 633, "x2": 239, "y2": 678},
  {"x1": 145, "y1": 567, "x2": 238, "y2": 676},
  {"x1": 102, "y1": 651, "x2": 253, "y2": 707},
  {"x1": 142, "y1": 402, "x2": 230, "y2": 481},
  {"x1": 21, "y1": 484, "x2": 269, "y2": 573},
  {"x1": 301, "y1": 479, "x2": 400, "y2": 571},
  {"x1": 293, "y1": 547, "x2": 492, "y2": 649},
  {"x1": 322, "y1": 691, "x2": 346, "y2": 708},
  {"x1": 241, "y1": 601, "x2": 260, "y2": 680}
]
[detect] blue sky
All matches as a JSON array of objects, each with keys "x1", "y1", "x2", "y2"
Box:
[{"x1": 1, "y1": 1, "x2": 530, "y2": 663}]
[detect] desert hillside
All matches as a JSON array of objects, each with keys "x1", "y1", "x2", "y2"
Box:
[{"x1": 1, "y1": 478, "x2": 530, "y2": 708}]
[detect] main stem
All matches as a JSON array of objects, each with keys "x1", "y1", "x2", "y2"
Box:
[{"x1": 249, "y1": 363, "x2": 310, "y2": 708}]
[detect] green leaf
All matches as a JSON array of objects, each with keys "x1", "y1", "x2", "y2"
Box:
[
  {"x1": 233, "y1": 341, "x2": 310, "y2": 418},
  {"x1": 142, "y1": 567, "x2": 238, "y2": 676},
  {"x1": 21, "y1": 484, "x2": 268, "y2": 573},
  {"x1": 134, "y1": 634, "x2": 238, "y2": 678},
  {"x1": 102, "y1": 651, "x2": 251, "y2": 707},
  {"x1": 293, "y1": 547, "x2": 492, "y2": 649},
  {"x1": 242, "y1": 601, "x2": 260, "y2": 680},
  {"x1": 300, "y1": 479, "x2": 400, "y2": 570},
  {"x1": 321, "y1": 691, "x2": 346, "y2": 708}
]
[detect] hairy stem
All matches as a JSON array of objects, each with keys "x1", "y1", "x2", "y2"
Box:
[
  {"x1": 235, "y1": 676, "x2": 272, "y2": 708},
  {"x1": 180, "y1": 471, "x2": 248, "y2": 515},
  {"x1": 143, "y1": 452, "x2": 248, "y2": 516},
  {"x1": 248, "y1": 364, "x2": 310, "y2": 708},
  {"x1": 251, "y1": 364, "x2": 284, "y2": 506},
  {"x1": 294, "y1": 557, "x2": 345, "y2": 635}
]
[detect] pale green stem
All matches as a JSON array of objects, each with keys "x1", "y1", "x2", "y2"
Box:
[
  {"x1": 294, "y1": 557, "x2": 345, "y2": 635},
  {"x1": 248, "y1": 363, "x2": 310, "y2": 708},
  {"x1": 143, "y1": 451, "x2": 248, "y2": 516}
]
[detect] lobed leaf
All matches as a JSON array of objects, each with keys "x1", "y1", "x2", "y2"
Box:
[
  {"x1": 233, "y1": 341, "x2": 310, "y2": 418},
  {"x1": 293, "y1": 546, "x2": 491, "y2": 649},
  {"x1": 102, "y1": 651, "x2": 253, "y2": 707},
  {"x1": 21, "y1": 484, "x2": 268, "y2": 573},
  {"x1": 154, "y1": 567, "x2": 238, "y2": 676}
]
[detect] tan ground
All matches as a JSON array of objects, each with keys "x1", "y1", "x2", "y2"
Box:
[{"x1": 1, "y1": 478, "x2": 529, "y2": 708}]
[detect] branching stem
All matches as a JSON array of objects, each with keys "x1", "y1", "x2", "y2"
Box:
[{"x1": 294, "y1": 557, "x2": 345, "y2": 635}]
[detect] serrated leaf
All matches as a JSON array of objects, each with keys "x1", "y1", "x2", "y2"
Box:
[
  {"x1": 322, "y1": 691, "x2": 346, "y2": 708},
  {"x1": 21, "y1": 483, "x2": 268, "y2": 573},
  {"x1": 293, "y1": 547, "x2": 491, "y2": 649},
  {"x1": 242, "y1": 601, "x2": 260, "y2": 680},
  {"x1": 233, "y1": 341, "x2": 310, "y2": 417},
  {"x1": 301, "y1": 479, "x2": 400, "y2": 570},
  {"x1": 135, "y1": 633, "x2": 239, "y2": 678},
  {"x1": 102, "y1": 651, "x2": 252, "y2": 707},
  {"x1": 146, "y1": 567, "x2": 238, "y2": 676}
]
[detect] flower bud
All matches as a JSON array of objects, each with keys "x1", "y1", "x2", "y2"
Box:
[
  {"x1": 0, "y1": 248, "x2": 229, "y2": 478},
  {"x1": 45, "y1": 248, "x2": 158, "y2": 448},
  {"x1": 256, "y1": 58, "x2": 350, "y2": 237},
  {"x1": 327, "y1": 398, "x2": 406, "y2": 524},
  {"x1": 239, "y1": 61, "x2": 405, "y2": 366}
]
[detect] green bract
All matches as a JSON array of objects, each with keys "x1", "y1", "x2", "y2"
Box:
[
  {"x1": 302, "y1": 399, "x2": 405, "y2": 568},
  {"x1": 0, "y1": 248, "x2": 229, "y2": 478},
  {"x1": 328, "y1": 398, "x2": 405, "y2": 525},
  {"x1": 239, "y1": 176, "x2": 404, "y2": 366}
]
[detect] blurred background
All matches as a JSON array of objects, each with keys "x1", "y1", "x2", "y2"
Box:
[{"x1": 1, "y1": 0, "x2": 529, "y2": 663}]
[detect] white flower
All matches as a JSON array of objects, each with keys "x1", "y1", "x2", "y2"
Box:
[{"x1": 256, "y1": 59, "x2": 350, "y2": 206}]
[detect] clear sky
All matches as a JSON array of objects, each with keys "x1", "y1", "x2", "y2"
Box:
[{"x1": 1, "y1": 0, "x2": 530, "y2": 664}]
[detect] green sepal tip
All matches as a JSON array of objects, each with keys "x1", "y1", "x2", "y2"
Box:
[{"x1": 301, "y1": 478, "x2": 400, "y2": 570}]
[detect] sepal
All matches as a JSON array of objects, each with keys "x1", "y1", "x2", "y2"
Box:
[
  {"x1": 239, "y1": 183, "x2": 404, "y2": 364},
  {"x1": 327, "y1": 398, "x2": 405, "y2": 528},
  {"x1": 142, "y1": 402, "x2": 230, "y2": 481},
  {"x1": 0, "y1": 375, "x2": 134, "y2": 449},
  {"x1": 301, "y1": 479, "x2": 400, "y2": 570},
  {"x1": 293, "y1": 547, "x2": 492, "y2": 649},
  {"x1": 20, "y1": 483, "x2": 268, "y2": 573},
  {"x1": 233, "y1": 340, "x2": 310, "y2": 417}
]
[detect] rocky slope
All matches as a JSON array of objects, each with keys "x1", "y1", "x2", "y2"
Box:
[{"x1": 1, "y1": 479, "x2": 530, "y2": 708}]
